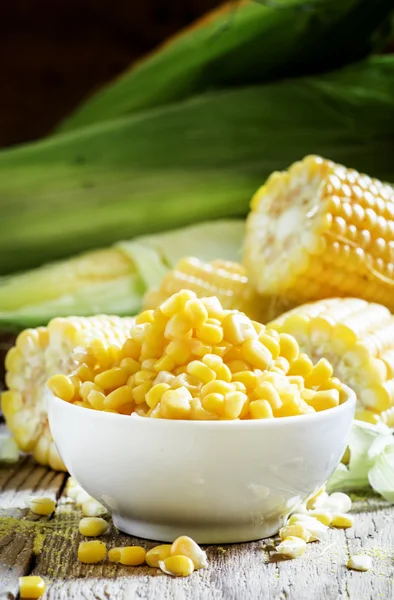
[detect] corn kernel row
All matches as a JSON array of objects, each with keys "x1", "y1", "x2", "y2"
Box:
[{"x1": 48, "y1": 291, "x2": 350, "y2": 420}]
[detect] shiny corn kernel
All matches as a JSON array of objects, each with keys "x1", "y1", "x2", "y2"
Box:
[
  {"x1": 250, "y1": 399, "x2": 274, "y2": 419},
  {"x1": 275, "y1": 536, "x2": 306, "y2": 559},
  {"x1": 196, "y1": 321, "x2": 223, "y2": 345},
  {"x1": 27, "y1": 496, "x2": 56, "y2": 516},
  {"x1": 82, "y1": 498, "x2": 108, "y2": 517},
  {"x1": 292, "y1": 516, "x2": 328, "y2": 541},
  {"x1": 278, "y1": 333, "x2": 299, "y2": 364},
  {"x1": 222, "y1": 313, "x2": 257, "y2": 345},
  {"x1": 308, "y1": 510, "x2": 332, "y2": 526},
  {"x1": 273, "y1": 356, "x2": 290, "y2": 374},
  {"x1": 132, "y1": 381, "x2": 152, "y2": 404},
  {"x1": 109, "y1": 546, "x2": 146, "y2": 566},
  {"x1": 122, "y1": 338, "x2": 141, "y2": 360},
  {"x1": 80, "y1": 381, "x2": 101, "y2": 401},
  {"x1": 78, "y1": 540, "x2": 107, "y2": 563},
  {"x1": 202, "y1": 393, "x2": 225, "y2": 415},
  {"x1": 95, "y1": 367, "x2": 129, "y2": 390},
  {"x1": 231, "y1": 370, "x2": 257, "y2": 390},
  {"x1": 47, "y1": 374, "x2": 75, "y2": 402},
  {"x1": 159, "y1": 555, "x2": 195, "y2": 577},
  {"x1": 306, "y1": 487, "x2": 328, "y2": 510},
  {"x1": 287, "y1": 376, "x2": 304, "y2": 390},
  {"x1": 331, "y1": 513, "x2": 354, "y2": 528},
  {"x1": 166, "y1": 339, "x2": 191, "y2": 364},
  {"x1": 241, "y1": 340, "x2": 272, "y2": 370},
  {"x1": 141, "y1": 358, "x2": 157, "y2": 371},
  {"x1": 154, "y1": 355, "x2": 175, "y2": 372},
  {"x1": 255, "y1": 381, "x2": 283, "y2": 411},
  {"x1": 258, "y1": 333, "x2": 280, "y2": 359},
  {"x1": 165, "y1": 314, "x2": 193, "y2": 338},
  {"x1": 355, "y1": 409, "x2": 381, "y2": 425},
  {"x1": 347, "y1": 554, "x2": 372, "y2": 571},
  {"x1": 187, "y1": 361, "x2": 216, "y2": 384},
  {"x1": 201, "y1": 296, "x2": 223, "y2": 319},
  {"x1": 134, "y1": 370, "x2": 156, "y2": 385},
  {"x1": 135, "y1": 309, "x2": 155, "y2": 324},
  {"x1": 279, "y1": 523, "x2": 310, "y2": 542},
  {"x1": 308, "y1": 389, "x2": 340, "y2": 411},
  {"x1": 185, "y1": 298, "x2": 209, "y2": 326},
  {"x1": 74, "y1": 363, "x2": 94, "y2": 382},
  {"x1": 227, "y1": 360, "x2": 251, "y2": 374},
  {"x1": 19, "y1": 576, "x2": 46, "y2": 599},
  {"x1": 160, "y1": 290, "x2": 196, "y2": 316},
  {"x1": 288, "y1": 354, "x2": 313, "y2": 377},
  {"x1": 324, "y1": 492, "x2": 352, "y2": 514},
  {"x1": 304, "y1": 358, "x2": 333, "y2": 388},
  {"x1": 189, "y1": 339, "x2": 212, "y2": 357},
  {"x1": 87, "y1": 390, "x2": 106, "y2": 410},
  {"x1": 171, "y1": 536, "x2": 208, "y2": 569},
  {"x1": 146, "y1": 544, "x2": 172, "y2": 567},
  {"x1": 105, "y1": 385, "x2": 134, "y2": 410},
  {"x1": 79, "y1": 517, "x2": 109, "y2": 537},
  {"x1": 146, "y1": 383, "x2": 171, "y2": 408},
  {"x1": 190, "y1": 397, "x2": 218, "y2": 420},
  {"x1": 160, "y1": 387, "x2": 192, "y2": 419},
  {"x1": 224, "y1": 391, "x2": 247, "y2": 419},
  {"x1": 233, "y1": 381, "x2": 247, "y2": 393},
  {"x1": 201, "y1": 380, "x2": 234, "y2": 396}
]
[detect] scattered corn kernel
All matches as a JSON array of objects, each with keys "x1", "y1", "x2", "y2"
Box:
[
  {"x1": 146, "y1": 544, "x2": 172, "y2": 567},
  {"x1": 27, "y1": 496, "x2": 56, "y2": 516},
  {"x1": 331, "y1": 513, "x2": 354, "y2": 528},
  {"x1": 159, "y1": 555, "x2": 195, "y2": 577},
  {"x1": 78, "y1": 540, "x2": 107, "y2": 563},
  {"x1": 323, "y1": 492, "x2": 352, "y2": 514},
  {"x1": 108, "y1": 546, "x2": 146, "y2": 566},
  {"x1": 82, "y1": 498, "x2": 108, "y2": 517},
  {"x1": 306, "y1": 486, "x2": 328, "y2": 510},
  {"x1": 307, "y1": 509, "x2": 332, "y2": 526},
  {"x1": 279, "y1": 524, "x2": 310, "y2": 542},
  {"x1": 171, "y1": 536, "x2": 208, "y2": 569},
  {"x1": 275, "y1": 536, "x2": 306, "y2": 559},
  {"x1": 347, "y1": 554, "x2": 372, "y2": 571},
  {"x1": 79, "y1": 517, "x2": 109, "y2": 537},
  {"x1": 19, "y1": 576, "x2": 46, "y2": 599}
]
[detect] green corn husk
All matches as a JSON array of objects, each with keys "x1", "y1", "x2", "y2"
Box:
[
  {"x1": 0, "y1": 220, "x2": 245, "y2": 330},
  {"x1": 1, "y1": 56, "x2": 394, "y2": 275},
  {"x1": 58, "y1": 0, "x2": 394, "y2": 132}
]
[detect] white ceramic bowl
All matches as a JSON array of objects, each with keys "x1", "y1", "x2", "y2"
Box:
[{"x1": 48, "y1": 389, "x2": 355, "y2": 544}]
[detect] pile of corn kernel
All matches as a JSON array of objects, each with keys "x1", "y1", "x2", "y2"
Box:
[{"x1": 48, "y1": 291, "x2": 349, "y2": 419}]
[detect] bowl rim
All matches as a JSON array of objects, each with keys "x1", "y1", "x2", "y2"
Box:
[{"x1": 49, "y1": 384, "x2": 356, "y2": 429}]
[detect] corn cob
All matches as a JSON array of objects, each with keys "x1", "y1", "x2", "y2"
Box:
[
  {"x1": 244, "y1": 155, "x2": 394, "y2": 312},
  {"x1": 269, "y1": 298, "x2": 394, "y2": 418},
  {"x1": 143, "y1": 257, "x2": 291, "y2": 323},
  {"x1": 1, "y1": 315, "x2": 135, "y2": 470}
]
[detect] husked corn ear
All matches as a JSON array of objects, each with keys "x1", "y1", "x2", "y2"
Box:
[
  {"x1": 1, "y1": 315, "x2": 134, "y2": 470},
  {"x1": 143, "y1": 256, "x2": 288, "y2": 322},
  {"x1": 270, "y1": 297, "x2": 394, "y2": 416},
  {"x1": 244, "y1": 156, "x2": 394, "y2": 311},
  {"x1": 53, "y1": 290, "x2": 350, "y2": 420}
]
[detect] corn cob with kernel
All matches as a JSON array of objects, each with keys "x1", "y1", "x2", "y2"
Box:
[
  {"x1": 143, "y1": 257, "x2": 290, "y2": 323},
  {"x1": 49, "y1": 290, "x2": 351, "y2": 421},
  {"x1": 1, "y1": 315, "x2": 135, "y2": 470},
  {"x1": 269, "y1": 297, "x2": 394, "y2": 419},
  {"x1": 244, "y1": 155, "x2": 394, "y2": 311}
]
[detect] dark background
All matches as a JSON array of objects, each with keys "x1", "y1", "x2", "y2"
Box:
[{"x1": 0, "y1": 0, "x2": 221, "y2": 149}]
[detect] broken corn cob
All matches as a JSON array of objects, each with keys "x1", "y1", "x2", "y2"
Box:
[
  {"x1": 270, "y1": 298, "x2": 394, "y2": 417},
  {"x1": 143, "y1": 256, "x2": 289, "y2": 323},
  {"x1": 1, "y1": 315, "x2": 135, "y2": 470},
  {"x1": 49, "y1": 290, "x2": 350, "y2": 420},
  {"x1": 244, "y1": 155, "x2": 394, "y2": 311}
]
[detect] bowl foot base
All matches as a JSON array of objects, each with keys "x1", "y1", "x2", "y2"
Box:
[{"x1": 112, "y1": 514, "x2": 285, "y2": 544}]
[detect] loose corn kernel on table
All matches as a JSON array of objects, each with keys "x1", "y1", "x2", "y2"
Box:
[{"x1": 0, "y1": 433, "x2": 393, "y2": 600}]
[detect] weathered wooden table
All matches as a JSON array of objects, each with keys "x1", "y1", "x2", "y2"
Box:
[{"x1": 1, "y1": 454, "x2": 393, "y2": 600}]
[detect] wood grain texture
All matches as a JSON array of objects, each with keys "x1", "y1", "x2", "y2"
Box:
[{"x1": 0, "y1": 460, "x2": 393, "y2": 600}]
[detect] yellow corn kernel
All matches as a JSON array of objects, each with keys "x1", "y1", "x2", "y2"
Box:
[
  {"x1": 122, "y1": 338, "x2": 141, "y2": 360},
  {"x1": 202, "y1": 353, "x2": 222, "y2": 370},
  {"x1": 185, "y1": 298, "x2": 209, "y2": 326},
  {"x1": 231, "y1": 370, "x2": 257, "y2": 390},
  {"x1": 347, "y1": 554, "x2": 373, "y2": 571},
  {"x1": 27, "y1": 497, "x2": 56, "y2": 516},
  {"x1": 212, "y1": 343, "x2": 230, "y2": 357},
  {"x1": 78, "y1": 540, "x2": 107, "y2": 564},
  {"x1": 355, "y1": 409, "x2": 381, "y2": 425},
  {"x1": 288, "y1": 354, "x2": 314, "y2": 377},
  {"x1": 275, "y1": 536, "x2": 306, "y2": 559},
  {"x1": 118, "y1": 358, "x2": 140, "y2": 377},
  {"x1": 233, "y1": 381, "x2": 247, "y2": 393},
  {"x1": 202, "y1": 393, "x2": 225, "y2": 416},
  {"x1": 324, "y1": 492, "x2": 352, "y2": 513},
  {"x1": 224, "y1": 391, "x2": 247, "y2": 419},
  {"x1": 279, "y1": 524, "x2": 310, "y2": 542},
  {"x1": 19, "y1": 576, "x2": 46, "y2": 599},
  {"x1": 201, "y1": 380, "x2": 234, "y2": 396},
  {"x1": 308, "y1": 389, "x2": 340, "y2": 411},
  {"x1": 222, "y1": 313, "x2": 257, "y2": 345},
  {"x1": 134, "y1": 370, "x2": 156, "y2": 386},
  {"x1": 279, "y1": 333, "x2": 299, "y2": 364},
  {"x1": 132, "y1": 381, "x2": 152, "y2": 404},
  {"x1": 108, "y1": 546, "x2": 146, "y2": 566},
  {"x1": 201, "y1": 296, "x2": 224, "y2": 319},
  {"x1": 306, "y1": 486, "x2": 327, "y2": 510},
  {"x1": 135, "y1": 309, "x2": 155, "y2": 325},
  {"x1": 160, "y1": 290, "x2": 197, "y2": 317},
  {"x1": 47, "y1": 374, "x2": 75, "y2": 402},
  {"x1": 304, "y1": 358, "x2": 333, "y2": 388},
  {"x1": 95, "y1": 367, "x2": 129, "y2": 390},
  {"x1": 159, "y1": 555, "x2": 195, "y2": 577},
  {"x1": 196, "y1": 321, "x2": 223, "y2": 345},
  {"x1": 82, "y1": 498, "x2": 108, "y2": 518},
  {"x1": 241, "y1": 340, "x2": 272, "y2": 370},
  {"x1": 153, "y1": 355, "x2": 175, "y2": 372},
  {"x1": 273, "y1": 356, "x2": 290, "y2": 374},
  {"x1": 187, "y1": 361, "x2": 216, "y2": 384},
  {"x1": 105, "y1": 385, "x2": 134, "y2": 410},
  {"x1": 275, "y1": 390, "x2": 302, "y2": 417},
  {"x1": 171, "y1": 536, "x2": 208, "y2": 569},
  {"x1": 255, "y1": 381, "x2": 283, "y2": 411},
  {"x1": 87, "y1": 390, "x2": 106, "y2": 410},
  {"x1": 250, "y1": 399, "x2": 274, "y2": 419},
  {"x1": 166, "y1": 339, "x2": 191, "y2": 364},
  {"x1": 308, "y1": 509, "x2": 332, "y2": 526},
  {"x1": 190, "y1": 397, "x2": 218, "y2": 420},
  {"x1": 165, "y1": 314, "x2": 193, "y2": 339},
  {"x1": 79, "y1": 517, "x2": 109, "y2": 537},
  {"x1": 227, "y1": 360, "x2": 251, "y2": 374},
  {"x1": 80, "y1": 381, "x2": 101, "y2": 401},
  {"x1": 146, "y1": 544, "x2": 172, "y2": 567},
  {"x1": 118, "y1": 403, "x2": 134, "y2": 415},
  {"x1": 74, "y1": 363, "x2": 94, "y2": 382},
  {"x1": 160, "y1": 387, "x2": 192, "y2": 419},
  {"x1": 288, "y1": 376, "x2": 304, "y2": 390},
  {"x1": 258, "y1": 333, "x2": 280, "y2": 359},
  {"x1": 146, "y1": 383, "x2": 171, "y2": 409},
  {"x1": 331, "y1": 513, "x2": 354, "y2": 528}
]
